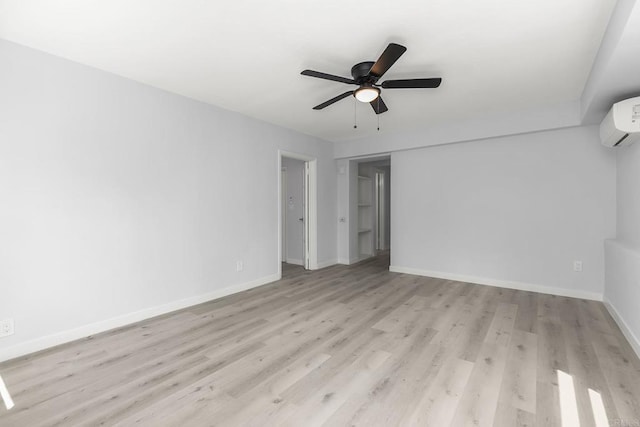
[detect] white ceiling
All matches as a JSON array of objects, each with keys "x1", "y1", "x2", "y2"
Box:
[{"x1": 0, "y1": 0, "x2": 617, "y2": 142}]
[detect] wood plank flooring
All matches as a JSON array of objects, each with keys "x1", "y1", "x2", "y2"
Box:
[{"x1": 1, "y1": 254, "x2": 639, "y2": 426}]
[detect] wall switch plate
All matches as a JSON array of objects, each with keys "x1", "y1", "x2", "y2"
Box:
[
  {"x1": 0, "y1": 319, "x2": 14, "y2": 337},
  {"x1": 573, "y1": 261, "x2": 583, "y2": 272},
  {"x1": 236, "y1": 260, "x2": 244, "y2": 272}
]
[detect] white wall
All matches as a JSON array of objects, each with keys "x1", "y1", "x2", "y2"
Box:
[
  {"x1": 390, "y1": 125, "x2": 616, "y2": 299},
  {"x1": 580, "y1": 0, "x2": 640, "y2": 124},
  {"x1": 384, "y1": 167, "x2": 391, "y2": 250},
  {"x1": 348, "y1": 160, "x2": 360, "y2": 263},
  {"x1": 0, "y1": 40, "x2": 336, "y2": 361},
  {"x1": 604, "y1": 140, "x2": 640, "y2": 356},
  {"x1": 334, "y1": 101, "x2": 581, "y2": 159},
  {"x1": 335, "y1": 158, "x2": 360, "y2": 265},
  {"x1": 336, "y1": 159, "x2": 350, "y2": 264},
  {"x1": 616, "y1": 140, "x2": 640, "y2": 248},
  {"x1": 281, "y1": 157, "x2": 305, "y2": 265},
  {"x1": 585, "y1": 1, "x2": 640, "y2": 355}
]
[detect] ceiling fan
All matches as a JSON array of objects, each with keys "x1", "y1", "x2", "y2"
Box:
[{"x1": 301, "y1": 43, "x2": 442, "y2": 115}]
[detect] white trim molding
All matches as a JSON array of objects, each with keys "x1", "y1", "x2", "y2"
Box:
[
  {"x1": 0, "y1": 273, "x2": 279, "y2": 363},
  {"x1": 389, "y1": 265, "x2": 603, "y2": 301},
  {"x1": 604, "y1": 298, "x2": 640, "y2": 359},
  {"x1": 315, "y1": 259, "x2": 338, "y2": 269},
  {"x1": 337, "y1": 255, "x2": 374, "y2": 266}
]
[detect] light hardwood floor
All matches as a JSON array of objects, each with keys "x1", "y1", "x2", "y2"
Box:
[{"x1": 1, "y1": 254, "x2": 639, "y2": 426}]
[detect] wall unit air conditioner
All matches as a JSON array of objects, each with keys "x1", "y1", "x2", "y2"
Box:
[{"x1": 600, "y1": 96, "x2": 640, "y2": 147}]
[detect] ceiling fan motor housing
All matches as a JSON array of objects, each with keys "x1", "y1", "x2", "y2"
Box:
[{"x1": 351, "y1": 61, "x2": 377, "y2": 83}]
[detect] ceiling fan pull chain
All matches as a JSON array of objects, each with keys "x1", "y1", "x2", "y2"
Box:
[
  {"x1": 353, "y1": 98, "x2": 357, "y2": 129},
  {"x1": 377, "y1": 99, "x2": 380, "y2": 131}
]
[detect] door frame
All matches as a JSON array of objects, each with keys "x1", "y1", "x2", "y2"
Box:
[
  {"x1": 374, "y1": 169, "x2": 385, "y2": 251},
  {"x1": 278, "y1": 150, "x2": 318, "y2": 276},
  {"x1": 281, "y1": 167, "x2": 287, "y2": 263}
]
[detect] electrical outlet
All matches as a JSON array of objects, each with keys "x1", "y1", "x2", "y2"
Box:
[
  {"x1": 236, "y1": 260, "x2": 244, "y2": 272},
  {"x1": 573, "y1": 261, "x2": 583, "y2": 272},
  {"x1": 0, "y1": 319, "x2": 14, "y2": 337}
]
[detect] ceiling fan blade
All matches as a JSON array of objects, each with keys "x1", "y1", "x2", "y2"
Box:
[
  {"x1": 370, "y1": 97, "x2": 388, "y2": 114},
  {"x1": 301, "y1": 70, "x2": 357, "y2": 85},
  {"x1": 368, "y1": 43, "x2": 407, "y2": 79},
  {"x1": 313, "y1": 91, "x2": 354, "y2": 110},
  {"x1": 381, "y1": 78, "x2": 442, "y2": 89}
]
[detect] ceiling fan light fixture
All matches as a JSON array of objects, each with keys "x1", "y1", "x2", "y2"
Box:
[
  {"x1": 302, "y1": 42, "x2": 442, "y2": 114},
  {"x1": 354, "y1": 86, "x2": 380, "y2": 103}
]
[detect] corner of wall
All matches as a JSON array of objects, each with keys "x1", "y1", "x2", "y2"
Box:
[
  {"x1": 603, "y1": 297, "x2": 640, "y2": 359},
  {"x1": 603, "y1": 239, "x2": 640, "y2": 359}
]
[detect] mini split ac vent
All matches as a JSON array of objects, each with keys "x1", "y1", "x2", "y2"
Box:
[{"x1": 600, "y1": 96, "x2": 640, "y2": 147}]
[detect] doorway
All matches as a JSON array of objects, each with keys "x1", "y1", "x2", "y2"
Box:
[
  {"x1": 278, "y1": 151, "x2": 318, "y2": 276},
  {"x1": 354, "y1": 157, "x2": 390, "y2": 262},
  {"x1": 281, "y1": 157, "x2": 306, "y2": 267}
]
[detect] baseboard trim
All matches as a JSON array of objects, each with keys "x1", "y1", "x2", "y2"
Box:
[
  {"x1": 285, "y1": 258, "x2": 304, "y2": 266},
  {"x1": 315, "y1": 259, "x2": 337, "y2": 269},
  {"x1": 337, "y1": 258, "x2": 359, "y2": 265},
  {"x1": 346, "y1": 255, "x2": 373, "y2": 265},
  {"x1": 388, "y1": 265, "x2": 603, "y2": 301},
  {"x1": 0, "y1": 273, "x2": 280, "y2": 363},
  {"x1": 603, "y1": 298, "x2": 640, "y2": 359}
]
